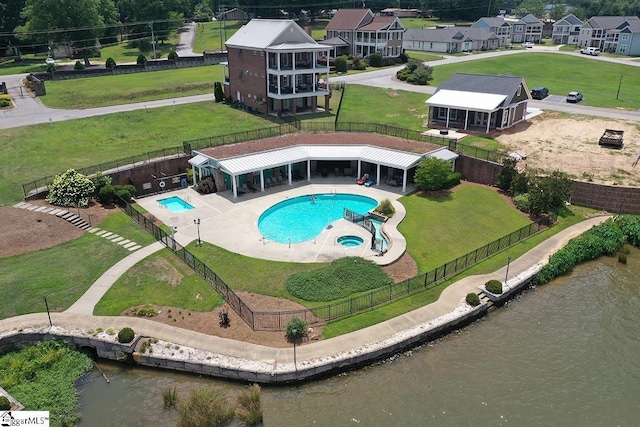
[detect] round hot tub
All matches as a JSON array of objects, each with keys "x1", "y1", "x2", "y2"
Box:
[{"x1": 337, "y1": 235, "x2": 364, "y2": 247}]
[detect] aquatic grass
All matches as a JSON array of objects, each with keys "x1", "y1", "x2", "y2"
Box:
[
  {"x1": 236, "y1": 384, "x2": 263, "y2": 425},
  {"x1": 162, "y1": 385, "x2": 178, "y2": 409},
  {"x1": 0, "y1": 340, "x2": 93, "y2": 427},
  {"x1": 176, "y1": 387, "x2": 235, "y2": 427}
]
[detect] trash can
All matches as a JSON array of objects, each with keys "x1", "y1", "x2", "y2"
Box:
[{"x1": 440, "y1": 129, "x2": 449, "y2": 135}]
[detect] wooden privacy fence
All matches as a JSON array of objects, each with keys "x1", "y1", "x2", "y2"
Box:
[{"x1": 119, "y1": 197, "x2": 541, "y2": 331}]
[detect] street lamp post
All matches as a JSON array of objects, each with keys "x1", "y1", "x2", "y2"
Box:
[
  {"x1": 616, "y1": 75, "x2": 623, "y2": 100},
  {"x1": 194, "y1": 218, "x2": 201, "y2": 246},
  {"x1": 43, "y1": 295, "x2": 52, "y2": 327},
  {"x1": 292, "y1": 328, "x2": 298, "y2": 372},
  {"x1": 505, "y1": 256, "x2": 512, "y2": 285}
]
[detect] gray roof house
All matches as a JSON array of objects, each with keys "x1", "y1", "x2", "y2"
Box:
[
  {"x1": 403, "y1": 27, "x2": 499, "y2": 53},
  {"x1": 426, "y1": 73, "x2": 530, "y2": 134},
  {"x1": 471, "y1": 17, "x2": 512, "y2": 46},
  {"x1": 511, "y1": 14, "x2": 543, "y2": 43},
  {"x1": 552, "y1": 14, "x2": 584, "y2": 45},
  {"x1": 577, "y1": 16, "x2": 640, "y2": 54}
]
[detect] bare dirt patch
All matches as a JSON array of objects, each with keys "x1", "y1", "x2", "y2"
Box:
[{"x1": 494, "y1": 112, "x2": 640, "y2": 186}]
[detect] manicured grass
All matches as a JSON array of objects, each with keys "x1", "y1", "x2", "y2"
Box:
[
  {"x1": 0, "y1": 212, "x2": 156, "y2": 320},
  {"x1": 186, "y1": 243, "x2": 325, "y2": 301},
  {"x1": 0, "y1": 102, "x2": 278, "y2": 205},
  {"x1": 432, "y1": 53, "x2": 640, "y2": 110},
  {"x1": 405, "y1": 50, "x2": 448, "y2": 62},
  {"x1": 193, "y1": 20, "x2": 244, "y2": 52},
  {"x1": 457, "y1": 135, "x2": 506, "y2": 152},
  {"x1": 337, "y1": 85, "x2": 428, "y2": 130},
  {"x1": 40, "y1": 66, "x2": 222, "y2": 108},
  {"x1": 0, "y1": 341, "x2": 93, "y2": 427},
  {"x1": 322, "y1": 206, "x2": 591, "y2": 338},
  {"x1": 93, "y1": 249, "x2": 224, "y2": 315},
  {"x1": 398, "y1": 184, "x2": 531, "y2": 272},
  {"x1": 0, "y1": 57, "x2": 49, "y2": 75},
  {"x1": 99, "y1": 33, "x2": 179, "y2": 63},
  {"x1": 400, "y1": 18, "x2": 473, "y2": 29}
]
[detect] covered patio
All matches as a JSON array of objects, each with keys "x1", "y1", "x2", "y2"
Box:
[{"x1": 190, "y1": 145, "x2": 458, "y2": 198}]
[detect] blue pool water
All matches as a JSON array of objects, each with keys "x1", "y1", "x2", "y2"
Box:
[
  {"x1": 258, "y1": 194, "x2": 377, "y2": 243},
  {"x1": 158, "y1": 196, "x2": 194, "y2": 213}
]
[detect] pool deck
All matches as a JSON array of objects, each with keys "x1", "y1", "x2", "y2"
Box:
[{"x1": 136, "y1": 177, "x2": 414, "y2": 265}]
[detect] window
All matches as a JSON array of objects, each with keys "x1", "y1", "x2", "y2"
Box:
[{"x1": 515, "y1": 25, "x2": 523, "y2": 32}]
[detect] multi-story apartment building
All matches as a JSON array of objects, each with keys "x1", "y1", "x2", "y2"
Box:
[
  {"x1": 471, "y1": 17, "x2": 512, "y2": 46},
  {"x1": 552, "y1": 14, "x2": 584, "y2": 45},
  {"x1": 326, "y1": 9, "x2": 405, "y2": 57},
  {"x1": 511, "y1": 14, "x2": 543, "y2": 43},
  {"x1": 577, "y1": 16, "x2": 640, "y2": 54},
  {"x1": 224, "y1": 19, "x2": 331, "y2": 117}
]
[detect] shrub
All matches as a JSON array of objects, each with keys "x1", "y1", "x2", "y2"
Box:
[
  {"x1": 485, "y1": 279, "x2": 503, "y2": 294},
  {"x1": 214, "y1": 81, "x2": 224, "y2": 102},
  {"x1": 352, "y1": 56, "x2": 366, "y2": 70},
  {"x1": 375, "y1": 198, "x2": 395, "y2": 217},
  {"x1": 513, "y1": 193, "x2": 531, "y2": 213},
  {"x1": 0, "y1": 395, "x2": 10, "y2": 410},
  {"x1": 133, "y1": 304, "x2": 158, "y2": 317},
  {"x1": 286, "y1": 317, "x2": 308, "y2": 341},
  {"x1": 236, "y1": 384, "x2": 263, "y2": 425},
  {"x1": 114, "y1": 184, "x2": 136, "y2": 202},
  {"x1": 92, "y1": 172, "x2": 112, "y2": 196},
  {"x1": 445, "y1": 172, "x2": 461, "y2": 189},
  {"x1": 168, "y1": 50, "x2": 178, "y2": 61},
  {"x1": 98, "y1": 184, "x2": 116, "y2": 204},
  {"x1": 398, "y1": 52, "x2": 410, "y2": 63},
  {"x1": 197, "y1": 177, "x2": 216, "y2": 194},
  {"x1": 177, "y1": 387, "x2": 235, "y2": 427},
  {"x1": 117, "y1": 327, "x2": 135, "y2": 343},
  {"x1": 368, "y1": 52, "x2": 382, "y2": 67},
  {"x1": 496, "y1": 158, "x2": 518, "y2": 190},
  {"x1": 414, "y1": 157, "x2": 453, "y2": 191},
  {"x1": 136, "y1": 54, "x2": 147, "y2": 65},
  {"x1": 466, "y1": 292, "x2": 480, "y2": 306},
  {"x1": 0, "y1": 99, "x2": 10, "y2": 108},
  {"x1": 46, "y1": 169, "x2": 96, "y2": 207},
  {"x1": 285, "y1": 257, "x2": 392, "y2": 301},
  {"x1": 335, "y1": 56, "x2": 348, "y2": 73},
  {"x1": 74, "y1": 60, "x2": 85, "y2": 70},
  {"x1": 105, "y1": 57, "x2": 116, "y2": 69}
]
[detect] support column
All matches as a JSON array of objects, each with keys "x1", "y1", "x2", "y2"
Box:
[
  {"x1": 486, "y1": 111, "x2": 491, "y2": 134},
  {"x1": 192, "y1": 165, "x2": 198, "y2": 186},
  {"x1": 446, "y1": 107, "x2": 450, "y2": 128},
  {"x1": 464, "y1": 109, "x2": 469, "y2": 130},
  {"x1": 324, "y1": 95, "x2": 329, "y2": 112},
  {"x1": 288, "y1": 163, "x2": 292, "y2": 185},
  {"x1": 357, "y1": 160, "x2": 362, "y2": 179},
  {"x1": 232, "y1": 175, "x2": 238, "y2": 198},
  {"x1": 260, "y1": 170, "x2": 265, "y2": 192},
  {"x1": 376, "y1": 164, "x2": 381, "y2": 185},
  {"x1": 402, "y1": 170, "x2": 408, "y2": 193},
  {"x1": 307, "y1": 160, "x2": 311, "y2": 181}
]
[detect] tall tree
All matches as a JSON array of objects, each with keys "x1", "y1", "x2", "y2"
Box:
[
  {"x1": 15, "y1": 0, "x2": 117, "y2": 64},
  {"x1": 1, "y1": 0, "x2": 27, "y2": 56}
]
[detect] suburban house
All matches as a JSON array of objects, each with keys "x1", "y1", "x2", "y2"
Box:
[
  {"x1": 380, "y1": 8, "x2": 422, "y2": 18},
  {"x1": 511, "y1": 14, "x2": 544, "y2": 43},
  {"x1": 223, "y1": 19, "x2": 331, "y2": 117},
  {"x1": 218, "y1": 7, "x2": 249, "y2": 21},
  {"x1": 577, "y1": 16, "x2": 640, "y2": 54},
  {"x1": 552, "y1": 14, "x2": 584, "y2": 44},
  {"x1": 425, "y1": 73, "x2": 531, "y2": 134},
  {"x1": 403, "y1": 27, "x2": 499, "y2": 53},
  {"x1": 471, "y1": 17, "x2": 512, "y2": 46},
  {"x1": 325, "y1": 9, "x2": 405, "y2": 57}
]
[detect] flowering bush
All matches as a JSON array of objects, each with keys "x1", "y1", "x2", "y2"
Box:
[{"x1": 46, "y1": 169, "x2": 95, "y2": 207}]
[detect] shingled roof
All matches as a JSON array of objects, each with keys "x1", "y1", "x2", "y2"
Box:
[
  {"x1": 326, "y1": 9, "x2": 373, "y2": 30},
  {"x1": 436, "y1": 73, "x2": 526, "y2": 105}
]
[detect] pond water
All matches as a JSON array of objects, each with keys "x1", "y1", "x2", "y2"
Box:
[{"x1": 78, "y1": 249, "x2": 640, "y2": 426}]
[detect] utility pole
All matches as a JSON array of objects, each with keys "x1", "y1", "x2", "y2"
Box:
[
  {"x1": 149, "y1": 22, "x2": 156, "y2": 59},
  {"x1": 219, "y1": 5, "x2": 227, "y2": 52}
]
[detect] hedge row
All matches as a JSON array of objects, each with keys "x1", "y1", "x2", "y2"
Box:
[{"x1": 534, "y1": 215, "x2": 640, "y2": 285}]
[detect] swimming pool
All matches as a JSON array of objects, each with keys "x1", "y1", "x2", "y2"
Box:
[
  {"x1": 158, "y1": 196, "x2": 194, "y2": 213},
  {"x1": 258, "y1": 194, "x2": 377, "y2": 243}
]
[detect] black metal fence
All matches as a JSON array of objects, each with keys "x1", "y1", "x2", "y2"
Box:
[
  {"x1": 119, "y1": 194, "x2": 540, "y2": 331},
  {"x1": 446, "y1": 140, "x2": 505, "y2": 163},
  {"x1": 22, "y1": 146, "x2": 187, "y2": 199},
  {"x1": 183, "y1": 123, "x2": 300, "y2": 152}
]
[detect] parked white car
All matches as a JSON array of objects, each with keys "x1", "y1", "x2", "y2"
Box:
[
  {"x1": 522, "y1": 42, "x2": 534, "y2": 48},
  {"x1": 45, "y1": 57, "x2": 56, "y2": 66},
  {"x1": 580, "y1": 47, "x2": 600, "y2": 56}
]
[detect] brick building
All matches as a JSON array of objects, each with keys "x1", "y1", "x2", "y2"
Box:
[{"x1": 223, "y1": 19, "x2": 331, "y2": 117}]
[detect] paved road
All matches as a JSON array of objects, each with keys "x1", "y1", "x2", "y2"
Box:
[
  {"x1": 2, "y1": 46, "x2": 640, "y2": 130},
  {"x1": 176, "y1": 21, "x2": 197, "y2": 56}
]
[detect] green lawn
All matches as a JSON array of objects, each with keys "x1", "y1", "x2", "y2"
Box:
[
  {"x1": 93, "y1": 249, "x2": 224, "y2": 315},
  {"x1": 185, "y1": 243, "x2": 325, "y2": 301},
  {"x1": 400, "y1": 18, "x2": 473, "y2": 29},
  {"x1": 0, "y1": 57, "x2": 49, "y2": 75},
  {"x1": 99, "y1": 32, "x2": 180, "y2": 63},
  {"x1": 323, "y1": 205, "x2": 591, "y2": 338},
  {"x1": 432, "y1": 53, "x2": 640, "y2": 109},
  {"x1": 399, "y1": 184, "x2": 531, "y2": 272},
  {"x1": 405, "y1": 50, "x2": 448, "y2": 62},
  {"x1": 337, "y1": 85, "x2": 428, "y2": 130},
  {"x1": 193, "y1": 20, "x2": 244, "y2": 52},
  {"x1": 41, "y1": 66, "x2": 223, "y2": 108},
  {"x1": 0, "y1": 212, "x2": 153, "y2": 320},
  {"x1": 0, "y1": 103, "x2": 278, "y2": 205}
]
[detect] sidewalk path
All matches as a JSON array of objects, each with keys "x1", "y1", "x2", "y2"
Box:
[
  {"x1": 65, "y1": 242, "x2": 165, "y2": 315},
  {"x1": 176, "y1": 22, "x2": 197, "y2": 56},
  {"x1": 0, "y1": 216, "x2": 608, "y2": 368}
]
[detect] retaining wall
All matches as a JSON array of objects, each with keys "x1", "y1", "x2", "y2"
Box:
[
  {"x1": 456, "y1": 155, "x2": 501, "y2": 185},
  {"x1": 570, "y1": 181, "x2": 640, "y2": 214}
]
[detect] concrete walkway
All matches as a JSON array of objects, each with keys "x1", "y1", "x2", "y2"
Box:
[{"x1": 0, "y1": 216, "x2": 609, "y2": 369}]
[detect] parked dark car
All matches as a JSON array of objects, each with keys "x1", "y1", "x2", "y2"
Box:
[
  {"x1": 566, "y1": 91, "x2": 583, "y2": 103},
  {"x1": 531, "y1": 86, "x2": 549, "y2": 100}
]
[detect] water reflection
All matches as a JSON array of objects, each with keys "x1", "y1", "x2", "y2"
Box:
[{"x1": 79, "y1": 250, "x2": 640, "y2": 426}]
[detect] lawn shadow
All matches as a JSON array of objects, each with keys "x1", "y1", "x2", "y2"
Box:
[{"x1": 414, "y1": 189, "x2": 453, "y2": 202}]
